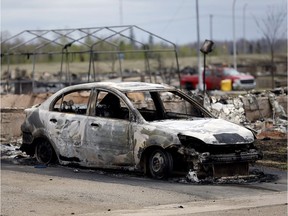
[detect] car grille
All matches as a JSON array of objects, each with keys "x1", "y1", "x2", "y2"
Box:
[{"x1": 240, "y1": 79, "x2": 254, "y2": 84}]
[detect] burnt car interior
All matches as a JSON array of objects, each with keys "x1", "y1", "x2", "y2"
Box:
[
  {"x1": 52, "y1": 90, "x2": 91, "y2": 114},
  {"x1": 95, "y1": 92, "x2": 129, "y2": 120},
  {"x1": 51, "y1": 89, "x2": 209, "y2": 122},
  {"x1": 126, "y1": 91, "x2": 209, "y2": 121}
]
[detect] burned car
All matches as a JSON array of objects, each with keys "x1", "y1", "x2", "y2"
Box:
[{"x1": 21, "y1": 82, "x2": 262, "y2": 179}]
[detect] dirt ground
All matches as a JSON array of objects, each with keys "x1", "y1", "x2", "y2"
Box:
[
  {"x1": 255, "y1": 139, "x2": 287, "y2": 170},
  {"x1": 1, "y1": 160, "x2": 287, "y2": 216}
]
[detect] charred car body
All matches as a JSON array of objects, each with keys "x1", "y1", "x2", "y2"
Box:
[{"x1": 21, "y1": 82, "x2": 262, "y2": 179}]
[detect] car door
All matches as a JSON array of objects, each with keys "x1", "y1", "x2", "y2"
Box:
[
  {"x1": 83, "y1": 90, "x2": 134, "y2": 167},
  {"x1": 47, "y1": 111, "x2": 87, "y2": 162},
  {"x1": 203, "y1": 68, "x2": 213, "y2": 90},
  {"x1": 213, "y1": 68, "x2": 223, "y2": 89},
  {"x1": 48, "y1": 89, "x2": 91, "y2": 163}
]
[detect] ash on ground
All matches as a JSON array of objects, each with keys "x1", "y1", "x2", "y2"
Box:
[{"x1": 171, "y1": 167, "x2": 278, "y2": 185}]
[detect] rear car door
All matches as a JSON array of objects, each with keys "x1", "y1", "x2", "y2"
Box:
[{"x1": 48, "y1": 89, "x2": 91, "y2": 163}]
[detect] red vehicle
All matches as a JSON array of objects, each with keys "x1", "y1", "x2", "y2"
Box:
[{"x1": 180, "y1": 67, "x2": 256, "y2": 91}]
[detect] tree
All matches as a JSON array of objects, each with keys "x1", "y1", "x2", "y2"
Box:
[{"x1": 254, "y1": 4, "x2": 287, "y2": 88}]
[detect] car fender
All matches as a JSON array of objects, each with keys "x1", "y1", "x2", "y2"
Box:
[
  {"x1": 30, "y1": 128, "x2": 61, "y2": 159},
  {"x1": 132, "y1": 124, "x2": 181, "y2": 166}
]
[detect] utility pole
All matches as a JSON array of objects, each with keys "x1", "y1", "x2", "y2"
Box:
[
  {"x1": 243, "y1": 4, "x2": 248, "y2": 54},
  {"x1": 232, "y1": 0, "x2": 237, "y2": 70}
]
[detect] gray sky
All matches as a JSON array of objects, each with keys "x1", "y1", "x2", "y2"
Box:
[{"x1": 1, "y1": 0, "x2": 286, "y2": 44}]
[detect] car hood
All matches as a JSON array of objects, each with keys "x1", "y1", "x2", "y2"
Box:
[
  {"x1": 150, "y1": 118, "x2": 254, "y2": 145},
  {"x1": 226, "y1": 74, "x2": 254, "y2": 80}
]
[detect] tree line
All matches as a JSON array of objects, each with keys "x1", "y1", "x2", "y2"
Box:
[{"x1": 1, "y1": 33, "x2": 286, "y2": 65}]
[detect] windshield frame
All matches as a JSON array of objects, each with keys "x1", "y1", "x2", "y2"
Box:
[
  {"x1": 124, "y1": 89, "x2": 214, "y2": 122},
  {"x1": 223, "y1": 68, "x2": 240, "y2": 76}
]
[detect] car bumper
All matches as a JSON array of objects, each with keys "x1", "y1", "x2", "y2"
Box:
[
  {"x1": 199, "y1": 150, "x2": 262, "y2": 177},
  {"x1": 199, "y1": 150, "x2": 263, "y2": 164},
  {"x1": 233, "y1": 81, "x2": 256, "y2": 90}
]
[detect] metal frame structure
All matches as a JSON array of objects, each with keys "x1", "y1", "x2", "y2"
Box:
[{"x1": 1, "y1": 25, "x2": 180, "y2": 93}]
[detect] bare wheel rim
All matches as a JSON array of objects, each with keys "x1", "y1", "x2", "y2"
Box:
[
  {"x1": 36, "y1": 140, "x2": 54, "y2": 164},
  {"x1": 151, "y1": 152, "x2": 165, "y2": 173},
  {"x1": 149, "y1": 149, "x2": 173, "y2": 179}
]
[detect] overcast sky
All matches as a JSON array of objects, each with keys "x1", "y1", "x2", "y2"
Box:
[{"x1": 1, "y1": 0, "x2": 286, "y2": 44}]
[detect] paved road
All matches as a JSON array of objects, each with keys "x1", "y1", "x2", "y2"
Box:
[{"x1": 1, "y1": 159, "x2": 287, "y2": 216}]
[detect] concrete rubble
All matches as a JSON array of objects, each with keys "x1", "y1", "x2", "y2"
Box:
[
  {"x1": 204, "y1": 94, "x2": 246, "y2": 125},
  {"x1": 202, "y1": 88, "x2": 287, "y2": 140}
]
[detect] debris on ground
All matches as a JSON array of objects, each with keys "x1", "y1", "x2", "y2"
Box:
[
  {"x1": 1, "y1": 142, "x2": 24, "y2": 159},
  {"x1": 173, "y1": 168, "x2": 279, "y2": 185},
  {"x1": 186, "y1": 170, "x2": 200, "y2": 183},
  {"x1": 204, "y1": 93, "x2": 246, "y2": 125},
  {"x1": 202, "y1": 88, "x2": 287, "y2": 140}
]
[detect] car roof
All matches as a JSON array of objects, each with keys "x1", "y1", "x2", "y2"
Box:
[{"x1": 60, "y1": 82, "x2": 175, "y2": 92}]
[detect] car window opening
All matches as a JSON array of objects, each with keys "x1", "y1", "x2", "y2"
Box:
[
  {"x1": 127, "y1": 91, "x2": 206, "y2": 122},
  {"x1": 95, "y1": 92, "x2": 129, "y2": 120},
  {"x1": 52, "y1": 90, "x2": 90, "y2": 115}
]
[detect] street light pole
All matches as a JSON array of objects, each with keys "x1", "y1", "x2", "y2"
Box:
[
  {"x1": 200, "y1": 40, "x2": 214, "y2": 94},
  {"x1": 210, "y1": 14, "x2": 213, "y2": 40},
  {"x1": 196, "y1": 0, "x2": 203, "y2": 91},
  {"x1": 232, "y1": 0, "x2": 237, "y2": 70}
]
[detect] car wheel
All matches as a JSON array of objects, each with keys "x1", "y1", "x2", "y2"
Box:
[
  {"x1": 35, "y1": 140, "x2": 56, "y2": 164},
  {"x1": 186, "y1": 82, "x2": 194, "y2": 91},
  {"x1": 148, "y1": 149, "x2": 173, "y2": 179}
]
